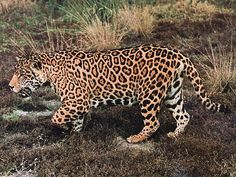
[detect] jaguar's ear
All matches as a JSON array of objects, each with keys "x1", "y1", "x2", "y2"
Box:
[{"x1": 30, "y1": 61, "x2": 42, "y2": 70}]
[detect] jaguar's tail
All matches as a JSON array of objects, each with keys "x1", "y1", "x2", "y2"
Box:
[{"x1": 181, "y1": 56, "x2": 230, "y2": 114}]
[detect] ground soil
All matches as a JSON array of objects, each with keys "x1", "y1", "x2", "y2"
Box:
[{"x1": 0, "y1": 12, "x2": 236, "y2": 177}]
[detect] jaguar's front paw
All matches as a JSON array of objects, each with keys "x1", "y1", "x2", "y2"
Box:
[
  {"x1": 126, "y1": 134, "x2": 148, "y2": 143},
  {"x1": 167, "y1": 132, "x2": 178, "y2": 139}
]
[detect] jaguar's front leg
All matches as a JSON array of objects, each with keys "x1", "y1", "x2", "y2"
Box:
[{"x1": 51, "y1": 100, "x2": 89, "y2": 132}]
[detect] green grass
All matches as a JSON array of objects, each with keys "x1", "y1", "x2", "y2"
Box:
[{"x1": 60, "y1": 0, "x2": 127, "y2": 25}]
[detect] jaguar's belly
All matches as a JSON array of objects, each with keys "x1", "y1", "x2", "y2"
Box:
[{"x1": 90, "y1": 96, "x2": 138, "y2": 108}]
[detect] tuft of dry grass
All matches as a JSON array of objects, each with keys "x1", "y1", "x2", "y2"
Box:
[
  {"x1": 61, "y1": 0, "x2": 128, "y2": 50},
  {"x1": 0, "y1": 0, "x2": 35, "y2": 13},
  {"x1": 178, "y1": 0, "x2": 233, "y2": 17},
  {"x1": 80, "y1": 17, "x2": 128, "y2": 50},
  {"x1": 118, "y1": 5, "x2": 155, "y2": 37},
  {"x1": 154, "y1": 0, "x2": 233, "y2": 22},
  {"x1": 200, "y1": 39, "x2": 236, "y2": 94},
  {"x1": 189, "y1": 0, "x2": 219, "y2": 15}
]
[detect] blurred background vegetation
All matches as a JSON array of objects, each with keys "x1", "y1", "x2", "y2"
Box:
[{"x1": 0, "y1": 0, "x2": 234, "y2": 50}]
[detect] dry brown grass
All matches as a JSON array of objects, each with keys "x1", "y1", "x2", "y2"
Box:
[
  {"x1": 0, "y1": 0, "x2": 35, "y2": 13},
  {"x1": 118, "y1": 5, "x2": 155, "y2": 37},
  {"x1": 180, "y1": 0, "x2": 233, "y2": 17},
  {"x1": 80, "y1": 17, "x2": 128, "y2": 50},
  {"x1": 154, "y1": 0, "x2": 233, "y2": 22},
  {"x1": 200, "y1": 40, "x2": 236, "y2": 94}
]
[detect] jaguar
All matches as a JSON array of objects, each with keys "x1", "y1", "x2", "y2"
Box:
[{"x1": 9, "y1": 44, "x2": 230, "y2": 143}]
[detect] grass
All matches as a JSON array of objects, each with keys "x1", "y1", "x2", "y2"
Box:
[
  {"x1": 10, "y1": 29, "x2": 39, "y2": 55},
  {"x1": 60, "y1": 0, "x2": 156, "y2": 49},
  {"x1": 80, "y1": 17, "x2": 128, "y2": 50},
  {"x1": 0, "y1": 0, "x2": 35, "y2": 13},
  {"x1": 10, "y1": 20, "x2": 79, "y2": 55},
  {"x1": 118, "y1": 5, "x2": 155, "y2": 37},
  {"x1": 60, "y1": 0, "x2": 126, "y2": 24},
  {"x1": 1, "y1": 0, "x2": 234, "y2": 52},
  {"x1": 200, "y1": 38, "x2": 236, "y2": 94},
  {"x1": 0, "y1": 104, "x2": 235, "y2": 176},
  {"x1": 154, "y1": 0, "x2": 233, "y2": 22},
  {"x1": 44, "y1": 21, "x2": 78, "y2": 51},
  {"x1": 60, "y1": 0, "x2": 128, "y2": 50}
]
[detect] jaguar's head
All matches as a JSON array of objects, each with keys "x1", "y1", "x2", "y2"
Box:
[{"x1": 9, "y1": 54, "x2": 47, "y2": 98}]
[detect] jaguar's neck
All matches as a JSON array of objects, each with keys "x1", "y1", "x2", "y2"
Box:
[{"x1": 38, "y1": 53, "x2": 65, "y2": 83}]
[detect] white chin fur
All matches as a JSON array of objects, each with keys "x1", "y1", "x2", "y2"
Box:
[{"x1": 13, "y1": 88, "x2": 20, "y2": 93}]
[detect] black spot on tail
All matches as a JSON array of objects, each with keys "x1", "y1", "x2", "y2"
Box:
[{"x1": 219, "y1": 105, "x2": 231, "y2": 114}]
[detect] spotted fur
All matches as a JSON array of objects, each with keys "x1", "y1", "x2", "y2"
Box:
[{"x1": 9, "y1": 44, "x2": 230, "y2": 143}]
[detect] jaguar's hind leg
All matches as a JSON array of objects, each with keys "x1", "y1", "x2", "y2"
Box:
[
  {"x1": 164, "y1": 88, "x2": 190, "y2": 139},
  {"x1": 127, "y1": 105, "x2": 161, "y2": 143},
  {"x1": 127, "y1": 87, "x2": 166, "y2": 143}
]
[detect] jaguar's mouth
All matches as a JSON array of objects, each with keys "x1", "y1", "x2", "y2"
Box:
[{"x1": 18, "y1": 87, "x2": 32, "y2": 98}]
